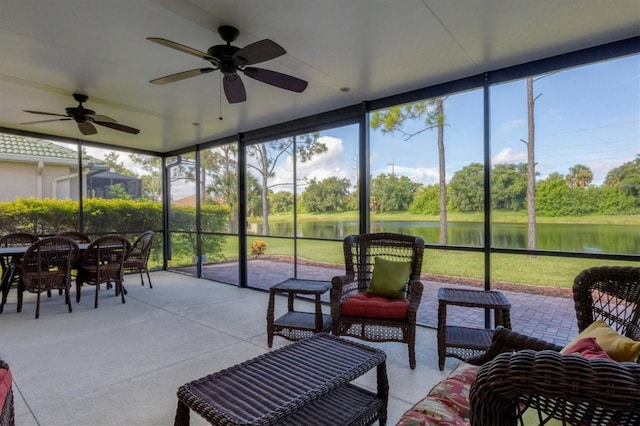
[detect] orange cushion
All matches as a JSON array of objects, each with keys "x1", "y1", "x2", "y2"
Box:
[{"x1": 341, "y1": 292, "x2": 409, "y2": 319}]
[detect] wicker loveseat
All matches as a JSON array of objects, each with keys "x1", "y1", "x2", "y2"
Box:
[{"x1": 397, "y1": 266, "x2": 640, "y2": 425}]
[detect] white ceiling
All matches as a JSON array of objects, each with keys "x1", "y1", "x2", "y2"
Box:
[{"x1": 1, "y1": 0, "x2": 638, "y2": 153}]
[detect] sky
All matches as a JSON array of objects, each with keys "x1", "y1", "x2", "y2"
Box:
[{"x1": 270, "y1": 54, "x2": 639, "y2": 192}]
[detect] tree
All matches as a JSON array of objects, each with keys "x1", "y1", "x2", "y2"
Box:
[
  {"x1": 409, "y1": 184, "x2": 440, "y2": 215},
  {"x1": 370, "y1": 173, "x2": 421, "y2": 212},
  {"x1": 247, "y1": 133, "x2": 326, "y2": 235},
  {"x1": 566, "y1": 164, "x2": 594, "y2": 188},
  {"x1": 130, "y1": 154, "x2": 162, "y2": 202},
  {"x1": 103, "y1": 151, "x2": 135, "y2": 176},
  {"x1": 521, "y1": 77, "x2": 539, "y2": 250},
  {"x1": 299, "y1": 177, "x2": 351, "y2": 213},
  {"x1": 492, "y1": 163, "x2": 528, "y2": 211},
  {"x1": 604, "y1": 156, "x2": 640, "y2": 202},
  {"x1": 269, "y1": 190, "x2": 294, "y2": 214},
  {"x1": 205, "y1": 145, "x2": 240, "y2": 232},
  {"x1": 371, "y1": 97, "x2": 448, "y2": 244},
  {"x1": 448, "y1": 163, "x2": 484, "y2": 212},
  {"x1": 106, "y1": 183, "x2": 131, "y2": 199}
]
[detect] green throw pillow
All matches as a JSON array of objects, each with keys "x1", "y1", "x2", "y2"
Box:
[{"x1": 367, "y1": 256, "x2": 412, "y2": 299}]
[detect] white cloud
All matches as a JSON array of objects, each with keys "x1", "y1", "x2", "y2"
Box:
[
  {"x1": 492, "y1": 148, "x2": 526, "y2": 164},
  {"x1": 370, "y1": 165, "x2": 439, "y2": 186},
  {"x1": 270, "y1": 136, "x2": 352, "y2": 192}
]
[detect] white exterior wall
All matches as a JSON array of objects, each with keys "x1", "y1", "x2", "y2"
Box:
[{"x1": 0, "y1": 160, "x2": 76, "y2": 201}]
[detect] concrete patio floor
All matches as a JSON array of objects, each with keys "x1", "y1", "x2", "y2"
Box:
[{"x1": 1, "y1": 271, "x2": 468, "y2": 425}]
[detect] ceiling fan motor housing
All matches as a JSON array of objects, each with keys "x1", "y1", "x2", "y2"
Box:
[
  {"x1": 207, "y1": 44, "x2": 242, "y2": 75},
  {"x1": 65, "y1": 106, "x2": 95, "y2": 123}
]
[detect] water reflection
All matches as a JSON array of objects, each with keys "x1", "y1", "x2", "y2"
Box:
[{"x1": 256, "y1": 220, "x2": 638, "y2": 254}]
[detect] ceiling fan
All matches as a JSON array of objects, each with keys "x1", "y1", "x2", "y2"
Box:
[
  {"x1": 147, "y1": 25, "x2": 308, "y2": 103},
  {"x1": 21, "y1": 93, "x2": 140, "y2": 136}
]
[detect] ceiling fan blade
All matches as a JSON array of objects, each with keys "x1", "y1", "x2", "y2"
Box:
[
  {"x1": 89, "y1": 114, "x2": 117, "y2": 123},
  {"x1": 78, "y1": 122, "x2": 97, "y2": 136},
  {"x1": 94, "y1": 120, "x2": 140, "y2": 135},
  {"x1": 243, "y1": 67, "x2": 308, "y2": 93},
  {"x1": 23, "y1": 110, "x2": 69, "y2": 118},
  {"x1": 21, "y1": 118, "x2": 72, "y2": 125},
  {"x1": 223, "y1": 75, "x2": 247, "y2": 103},
  {"x1": 150, "y1": 68, "x2": 216, "y2": 85},
  {"x1": 233, "y1": 39, "x2": 286, "y2": 66},
  {"x1": 147, "y1": 37, "x2": 217, "y2": 62}
]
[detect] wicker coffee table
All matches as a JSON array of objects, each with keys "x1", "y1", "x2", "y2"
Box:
[
  {"x1": 174, "y1": 333, "x2": 388, "y2": 426},
  {"x1": 267, "y1": 279, "x2": 332, "y2": 348},
  {"x1": 437, "y1": 287, "x2": 511, "y2": 370}
]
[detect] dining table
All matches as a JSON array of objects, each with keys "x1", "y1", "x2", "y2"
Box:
[{"x1": 0, "y1": 243, "x2": 90, "y2": 314}]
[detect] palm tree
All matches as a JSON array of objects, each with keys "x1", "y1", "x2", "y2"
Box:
[{"x1": 566, "y1": 164, "x2": 593, "y2": 188}]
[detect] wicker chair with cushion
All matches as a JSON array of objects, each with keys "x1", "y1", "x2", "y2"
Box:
[
  {"x1": 0, "y1": 359, "x2": 14, "y2": 426},
  {"x1": 331, "y1": 233, "x2": 425, "y2": 369},
  {"x1": 76, "y1": 235, "x2": 131, "y2": 308},
  {"x1": 123, "y1": 231, "x2": 154, "y2": 288},
  {"x1": 16, "y1": 236, "x2": 78, "y2": 318},
  {"x1": 397, "y1": 265, "x2": 640, "y2": 425}
]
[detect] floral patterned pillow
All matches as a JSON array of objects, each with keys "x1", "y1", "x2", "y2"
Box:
[{"x1": 397, "y1": 363, "x2": 479, "y2": 426}]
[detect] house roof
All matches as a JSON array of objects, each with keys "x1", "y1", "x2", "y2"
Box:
[{"x1": 0, "y1": 133, "x2": 78, "y2": 160}]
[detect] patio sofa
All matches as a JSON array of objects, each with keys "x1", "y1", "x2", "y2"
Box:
[
  {"x1": 397, "y1": 266, "x2": 640, "y2": 425},
  {"x1": 397, "y1": 327, "x2": 640, "y2": 425},
  {"x1": 0, "y1": 359, "x2": 13, "y2": 426}
]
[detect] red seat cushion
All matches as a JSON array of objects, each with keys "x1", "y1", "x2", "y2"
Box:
[
  {"x1": 341, "y1": 292, "x2": 409, "y2": 319},
  {"x1": 0, "y1": 368, "x2": 12, "y2": 408}
]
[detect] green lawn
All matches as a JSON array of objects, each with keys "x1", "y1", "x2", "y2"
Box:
[{"x1": 195, "y1": 212, "x2": 638, "y2": 289}]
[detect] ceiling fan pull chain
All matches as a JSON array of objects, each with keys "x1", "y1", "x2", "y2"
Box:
[{"x1": 219, "y1": 75, "x2": 223, "y2": 121}]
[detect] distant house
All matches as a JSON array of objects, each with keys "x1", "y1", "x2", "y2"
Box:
[
  {"x1": 172, "y1": 194, "x2": 196, "y2": 207},
  {"x1": 0, "y1": 134, "x2": 141, "y2": 202}
]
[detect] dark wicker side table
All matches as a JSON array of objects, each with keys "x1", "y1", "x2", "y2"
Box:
[
  {"x1": 174, "y1": 333, "x2": 388, "y2": 426},
  {"x1": 267, "y1": 279, "x2": 332, "y2": 348},
  {"x1": 437, "y1": 287, "x2": 511, "y2": 370}
]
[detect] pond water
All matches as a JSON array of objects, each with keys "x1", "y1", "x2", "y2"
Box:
[{"x1": 259, "y1": 220, "x2": 638, "y2": 255}]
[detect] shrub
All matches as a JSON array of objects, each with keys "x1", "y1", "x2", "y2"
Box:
[{"x1": 251, "y1": 240, "x2": 267, "y2": 257}]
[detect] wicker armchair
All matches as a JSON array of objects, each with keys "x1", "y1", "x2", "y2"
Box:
[
  {"x1": 55, "y1": 231, "x2": 91, "y2": 291},
  {"x1": 76, "y1": 235, "x2": 131, "y2": 308},
  {"x1": 331, "y1": 233, "x2": 425, "y2": 369},
  {"x1": 16, "y1": 236, "x2": 78, "y2": 318},
  {"x1": 0, "y1": 232, "x2": 39, "y2": 312},
  {"x1": 55, "y1": 231, "x2": 91, "y2": 244},
  {"x1": 468, "y1": 266, "x2": 640, "y2": 425},
  {"x1": 123, "y1": 231, "x2": 154, "y2": 288}
]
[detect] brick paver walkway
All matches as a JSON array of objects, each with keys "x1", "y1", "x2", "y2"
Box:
[{"x1": 186, "y1": 259, "x2": 577, "y2": 346}]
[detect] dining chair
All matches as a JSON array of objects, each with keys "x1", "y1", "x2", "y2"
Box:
[
  {"x1": 55, "y1": 231, "x2": 92, "y2": 244},
  {"x1": 55, "y1": 231, "x2": 91, "y2": 286},
  {"x1": 123, "y1": 231, "x2": 155, "y2": 288},
  {"x1": 76, "y1": 235, "x2": 131, "y2": 308},
  {"x1": 15, "y1": 236, "x2": 78, "y2": 318},
  {"x1": 0, "y1": 232, "x2": 39, "y2": 313}
]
